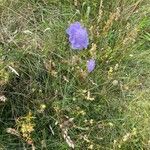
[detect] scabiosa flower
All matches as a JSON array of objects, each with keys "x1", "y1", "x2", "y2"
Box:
[
  {"x1": 66, "y1": 22, "x2": 89, "y2": 50},
  {"x1": 87, "y1": 59, "x2": 96, "y2": 73}
]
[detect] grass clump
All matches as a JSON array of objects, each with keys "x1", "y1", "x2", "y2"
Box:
[{"x1": 0, "y1": 0, "x2": 150, "y2": 149}]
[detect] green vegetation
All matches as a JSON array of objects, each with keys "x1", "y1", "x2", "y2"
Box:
[{"x1": 0, "y1": 0, "x2": 150, "y2": 149}]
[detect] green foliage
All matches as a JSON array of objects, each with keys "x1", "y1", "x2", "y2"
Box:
[{"x1": 0, "y1": 0, "x2": 150, "y2": 149}]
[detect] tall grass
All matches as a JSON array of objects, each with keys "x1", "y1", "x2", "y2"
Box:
[{"x1": 0, "y1": 0, "x2": 150, "y2": 149}]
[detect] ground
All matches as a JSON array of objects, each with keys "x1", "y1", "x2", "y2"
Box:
[{"x1": 0, "y1": 0, "x2": 150, "y2": 149}]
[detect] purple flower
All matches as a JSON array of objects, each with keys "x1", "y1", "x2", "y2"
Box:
[
  {"x1": 87, "y1": 59, "x2": 96, "y2": 73},
  {"x1": 66, "y1": 22, "x2": 89, "y2": 50}
]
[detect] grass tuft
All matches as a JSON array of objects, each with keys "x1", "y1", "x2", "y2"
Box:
[{"x1": 0, "y1": 0, "x2": 150, "y2": 149}]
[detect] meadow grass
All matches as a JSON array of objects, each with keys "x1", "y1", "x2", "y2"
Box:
[{"x1": 0, "y1": 0, "x2": 150, "y2": 149}]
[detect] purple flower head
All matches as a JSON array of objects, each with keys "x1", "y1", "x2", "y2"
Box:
[
  {"x1": 87, "y1": 59, "x2": 96, "y2": 73},
  {"x1": 66, "y1": 22, "x2": 89, "y2": 50}
]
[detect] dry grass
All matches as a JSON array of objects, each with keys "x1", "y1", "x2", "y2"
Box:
[{"x1": 0, "y1": 0, "x2": 150, "y2": 149}]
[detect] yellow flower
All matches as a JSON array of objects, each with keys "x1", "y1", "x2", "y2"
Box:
[{"x1": 21, "y1": 123, "x2": 34, "y2": 134}]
